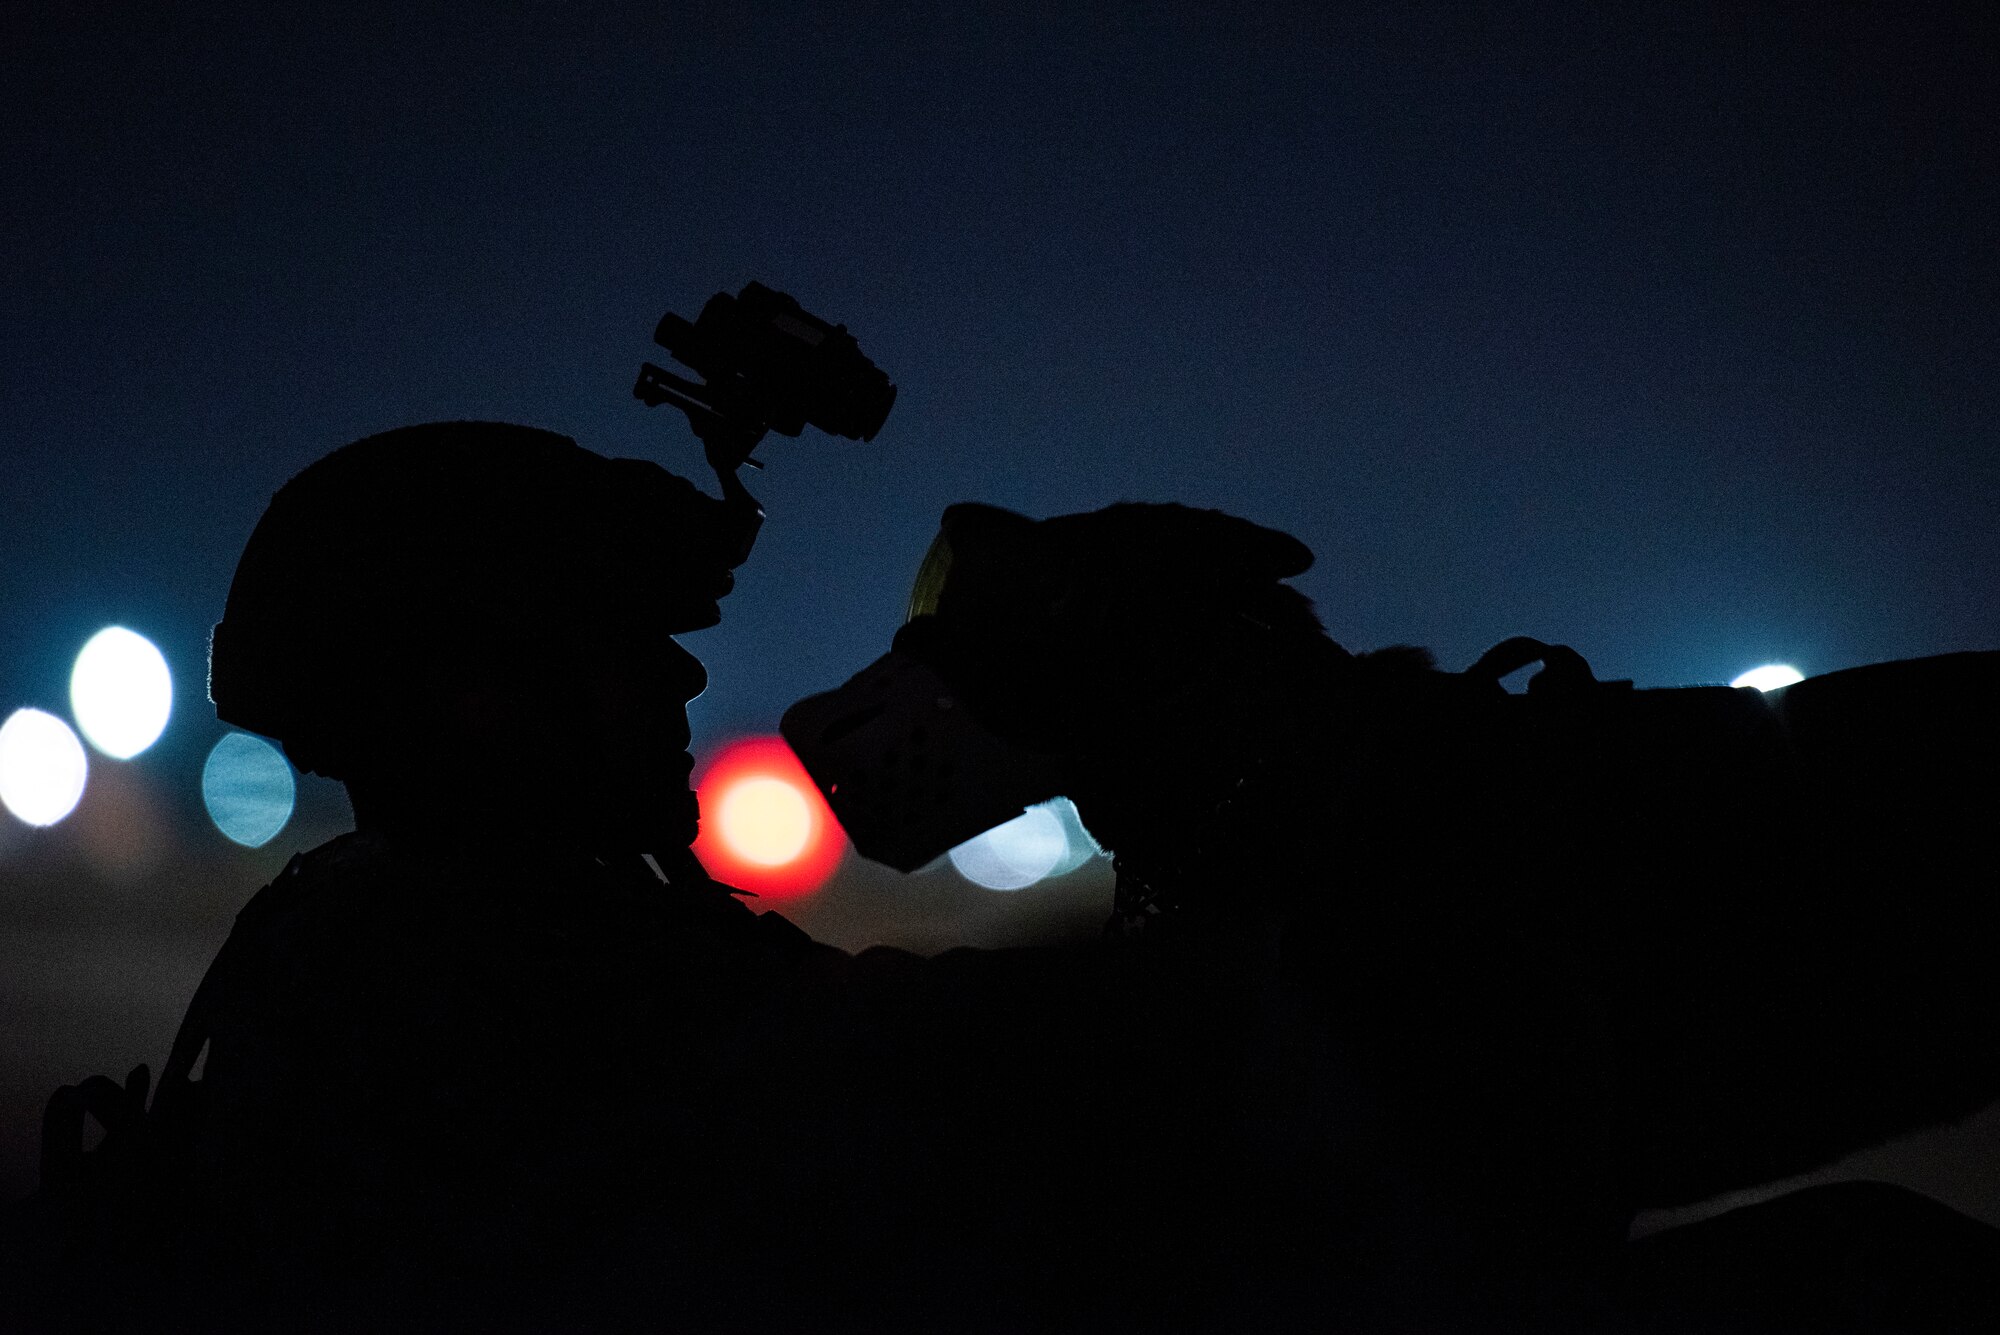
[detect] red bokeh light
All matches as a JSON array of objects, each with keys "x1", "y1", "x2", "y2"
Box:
[{"x1": 691, "y1": 735, "x2": 844, "y2": 903}]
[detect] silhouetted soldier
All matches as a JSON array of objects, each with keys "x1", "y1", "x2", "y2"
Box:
[
  {"x1": 8, "y1": 422, "x2": 927, "y2": 1331},
  {"x1": 184, "y1": 423, "x2": 789, "y2": 1326}
]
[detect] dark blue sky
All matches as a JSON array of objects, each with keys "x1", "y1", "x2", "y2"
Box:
[{"x1": 3, "y1": 2, "x2": 1994, "y2": 818}]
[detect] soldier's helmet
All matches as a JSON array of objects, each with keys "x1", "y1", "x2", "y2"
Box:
[{"x1": 209, "y1": 421, "x2": 751, "y2": 779}]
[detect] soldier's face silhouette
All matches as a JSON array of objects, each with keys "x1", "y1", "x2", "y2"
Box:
[
  {"x1": 564, "y1": 625, "x2": 708, "y2": 855},
  {"x1": 401, "y1": 618, "x2": 710, "y2": 856}
]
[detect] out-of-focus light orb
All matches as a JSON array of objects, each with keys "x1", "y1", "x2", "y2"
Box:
[
  {"x1": 717, "y1": 776, "x2": 813, "y2": 866},
  {"x1": 0, "y1": 708, "x2": 89, "y2": 827},
  {"x1": 201, "y1": 733, "x2": 295, "y2": 848},
  {"x1": 950, "y1": 805, "x2": 1068, "y2": 891},
  {"x1": 692, "y1": 736, "x2": 843, "y2": 902},
  {"x1": 1731, "y1": 664, "x2": 1805, "y2": 692},
  {"x1": 70, "y1": 627, "x2": 173, "y2": 758},
  {"x1": 67, "y1": 760, "x2": 171, "y2": 881},
  {"x1": 1043, "y1": 796, "x2": 1105, "y2": 876}
]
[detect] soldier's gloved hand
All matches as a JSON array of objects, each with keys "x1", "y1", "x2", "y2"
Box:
[{"x1": 40, "y1": 1063, "x2": 152, "y2": 1192}]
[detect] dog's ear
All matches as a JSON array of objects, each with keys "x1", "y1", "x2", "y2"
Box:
[
  {"x1": 1172, "y1": 506, "x2": 1313, "y2": 583},
  {"x1": 1039, "y1": 503, "x2": 1313, "y2": 591},
  {"x1": 938, "y1": 502, "x2": 1036, "y2": 545},
  {"x1": 921, "y1": 501, "x2": 1316, "y2": 643}
]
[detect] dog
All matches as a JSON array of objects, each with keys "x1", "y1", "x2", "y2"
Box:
[{"x1": 788, "y1": 499, "x2": 2000, "y2": 1331}]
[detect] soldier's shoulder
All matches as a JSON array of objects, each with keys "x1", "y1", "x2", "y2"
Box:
[{"x1": 232, "y1": 831, "x2": 402, "y2": 938}]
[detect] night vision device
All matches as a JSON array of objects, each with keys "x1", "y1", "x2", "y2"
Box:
[{"x1": 636, "y1": 281, "x2": 897, "y2": 472}]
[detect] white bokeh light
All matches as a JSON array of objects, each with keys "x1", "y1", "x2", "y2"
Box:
[
  {"x1": 949, "y1": 804, "x2": 1069, "y2": 891},
  {"x1": 0, "y1": 708, "x2": 90, "y2": 827},
  {"x1": 70, "y1": 627, "x2": 173, "y2": 759},
  {"x1": 1731, "y1": 664, "x2": 1805, "y2": 693},
  {"x1": 717, "y1": 776, "x2": 813, "y2": 866},
  {"x1": 202, "y1": 733, "x2": 295, "y2": 847}
]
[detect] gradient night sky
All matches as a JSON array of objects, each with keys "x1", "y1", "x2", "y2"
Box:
[{"x1": 3, "y1": 3, "x2": 1996, "y2": 1221}]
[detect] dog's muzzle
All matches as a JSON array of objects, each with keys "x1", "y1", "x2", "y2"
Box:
[{"x1": 780, "y1": 650, "x2": 1067, "y2": 872}]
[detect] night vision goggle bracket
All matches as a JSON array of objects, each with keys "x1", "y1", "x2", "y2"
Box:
[
  {"x1": 635, "y1": 359, "x2": 768, "y2": 563},
  {"x1": 634, "y1": 362, "x2": 770, "y2": 473}
]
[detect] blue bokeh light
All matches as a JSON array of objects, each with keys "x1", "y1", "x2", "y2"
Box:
[
  {"x1": 1042, "y1": 796, "x2": 1104, "y2": 876},
  {"x1": 948, "y1": 803, "x2": 1071, "y2": 891},
  {"x1": 201, "y1": 733, "x2": 296, "y2": 847}
]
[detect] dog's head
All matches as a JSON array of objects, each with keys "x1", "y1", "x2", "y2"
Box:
[
  {"x1": 910, "y1": 501, "x2": 1323, "y2": 745},
  {"x1": 784, "y1": 501, "x2": 1341, "y2": 869}
]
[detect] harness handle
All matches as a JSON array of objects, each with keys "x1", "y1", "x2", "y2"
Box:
[{"x1": 1465, "y1": 636, "x2": 1615, "y2": 697}]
